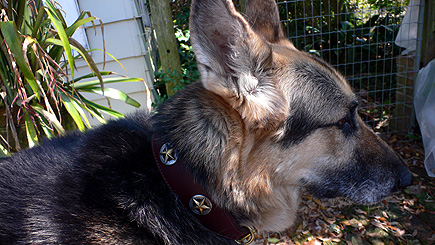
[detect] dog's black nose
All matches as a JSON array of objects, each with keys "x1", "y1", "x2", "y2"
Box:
[
  {"x1": 391, "y1": 153, "x2": 413, "y2": 192},
  {"x1": 398, "y1": 167, "x2": 413, "y2": 189},
  {"x1": 393, "y1": 151, "x2": 413, "y2": 190}
]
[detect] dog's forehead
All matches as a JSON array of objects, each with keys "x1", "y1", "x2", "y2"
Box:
[{"x1": 272, "y1": 44, "x2": 356, "y2": 120}]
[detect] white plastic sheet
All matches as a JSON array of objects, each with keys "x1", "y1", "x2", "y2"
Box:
[
  {"x1": 395, "y1": 0, "x2": 420, "y2": 55},
  {"x1": 414, "y1": 59, "x2": 435, "y2": 177}
]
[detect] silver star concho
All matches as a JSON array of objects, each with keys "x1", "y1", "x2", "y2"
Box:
[
  {"x1": 159, "y1": 143, "x2": 178, "y2": 165},
  {"x1": 189, "y1": 195, "x2": 212, "y2": 215}
]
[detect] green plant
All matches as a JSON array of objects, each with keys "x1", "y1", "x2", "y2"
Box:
[
  {"x1": 152, "y1": 2, "x2": 199, "y2": 107},
  {"x1": 0, "y1": 0, "x2": 142, "y2": 155}
]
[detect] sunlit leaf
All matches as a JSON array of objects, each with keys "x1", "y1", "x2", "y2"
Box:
[
  {"x1": 71, "y1": 71, "x2": 114, "y2": 83},
  {"x1": 70, "y1": 98, "x2": 91, "y2": 128},
  {"x1": 79, "y1": 87, "x2": 141, "y2": 108},
  {"x1": 60, "y1": 92, "x2": 85, "y2": 131},
  {"x1": 88, "y1": 48, "x2": 127, "y2": 72},
  {"x1": 79, "y1": 97, "x2": 124, "y2": 118},
  {"x1": 66, "y1": 16, "x2": 96, "y2": 37},
  {"x1": 44, "y1": 0, "x2": 75, "y2": 79},
  {"x1": 24, "y1": 114, "x2": 38, "y2": 148},
  {"x1": 68, "y1": 38, "x2": 104, "y2": 91},
  {"x1": 74, "y1": 98, "x2": 106, "y2": 124},
  {"x1": 73, "y1": 77, "x2": 145, "y2": 89},
  {"x1": 46, "y1": 37, "x2": 104, "y2": 90},
  {"x1": 0, "y1": 143, "x2": 11, "y2": 158},
  {"x1": 33, "y1": 111, "x2": 55, "y2": 139},
  {"x1": 0, "y1": 21, "x2": 40, "y2": 98},
  {"x1": 33, "y1": 105, "x2": 65, "y2": 135}
]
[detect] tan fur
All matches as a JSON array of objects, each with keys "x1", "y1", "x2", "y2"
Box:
[{"x1": 188, "y1": 0, "x2": 411, "y2": 234}]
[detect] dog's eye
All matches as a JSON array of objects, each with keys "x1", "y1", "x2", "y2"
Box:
[
  {"x1": 337, "y1": 103, "x2": 358, "y2": 133},
  {"x1": 351, "y1": 103, "x2": 359, "y2": 113},
  {"x1": 337, "y1": 117, "x2": 352, "y2": 134},
  {"x1": 337, "y1": 118, "x2": 347, "y2": 128}
]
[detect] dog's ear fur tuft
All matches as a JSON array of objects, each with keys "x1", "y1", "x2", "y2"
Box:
[
  {"x1": 190, "y1": 0, "x2": 288, "y2": 130},
  {"x1": 244, "y1": 0, "x2": 286, "y2": 44}
]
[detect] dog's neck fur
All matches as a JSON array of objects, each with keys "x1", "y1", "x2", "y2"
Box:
[{"x1": 153, "y1": 82, "x2": 300, "y2": 231}]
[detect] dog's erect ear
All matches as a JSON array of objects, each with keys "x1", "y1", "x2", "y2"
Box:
[
  {"x1": 244, "y1": 0, "x2": 285, "y2": 43},
  {"x1": 190, "y1": 0, "x2": 268, "y2": 79},
  {"x1": 190, "y1": 0, "x2": 287, "y2": 130}
]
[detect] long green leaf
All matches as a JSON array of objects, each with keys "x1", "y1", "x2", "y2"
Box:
[
  {"x1": 66, "y1": 16, "x2": 96, "y2": 37},
  {"x1": 79, "y1": 97, "x2": 124, "y2": 118},
  {"x1": 0, "y1": 48, "x2": 16, "y2": 103},
  {"x1": 70, "y1": 99, "x2": 91, "y2": 128},
  {"x1": 71, "y1": 71, "x2": 114, "y2": 83},
  {"x1": 73, "y1": 98, "x2": 106, "y2": 124},
  {"x1": 33, "y1": 105, "x2": 65, "y2": 135},
  {"x1": 88, "y1": 48, "x2": 127, "y2": 72},
  {"x1": 68, "y1": 38, "x2": 104, "y2": 91},
  {"x1": 46, "y1": 37, "x2": 104, "y2": 90},
  {"x1": 24, "y1": 114, "x2": 38, "y2": 148},
  {"x1": 31, "y1": 6, "x2": 47, "y2": 38},
  {"x1": 15, "y1": 0, "x2": 27, "y2": 31},
  {"x1": 79, "y1": 87, "x2": 141, "y2": 108},
  {"x1": 0, "y1": 143, "x2": 11, "y2": 158},
  {"x1": 34, "y1": 110, "x2": 55, "y2": 139},
  {"x1": 73, "y1": 77, "x2": 145, "y2": 89},
  {"x1": 0, "y1": 21, "x2": 40, "y2": 98},
  {"x1": 70, "y1": 93, "x2": 107, "y2": 123},
  {"x1": 60, "y1": 92, "x2": 85, "y2": 131},
  {"x1": 44, "y1": 0, "x2": 75, "y2": 79}
]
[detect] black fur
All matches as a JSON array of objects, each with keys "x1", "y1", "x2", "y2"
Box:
[{"x1": 0, "y1": 113, "x2": 233, "y2": 244}]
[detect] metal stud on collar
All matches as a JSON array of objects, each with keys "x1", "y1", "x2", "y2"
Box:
[
  {"x1": 189, "y1": 194, "x2": 212, "y2": 215},
  {"x1": 159, "y1": 143, "x2": 178, "y2": 165}
]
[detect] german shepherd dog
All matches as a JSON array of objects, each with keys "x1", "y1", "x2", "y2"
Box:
[{"x1": 0, "y1": 0, "x2": 412, "y2": 244}]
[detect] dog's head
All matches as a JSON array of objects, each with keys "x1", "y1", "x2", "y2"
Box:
[{"x1": 189, "y1": 0, "x2": 412, "y2": 232}]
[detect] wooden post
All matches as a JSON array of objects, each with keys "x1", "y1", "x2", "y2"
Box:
[
  {"x1": 422, "y1": 0, "x2": 435, "y2": 67},
  {"x1": 149, "y1": 0, "x2": 182, "y2": 97}
]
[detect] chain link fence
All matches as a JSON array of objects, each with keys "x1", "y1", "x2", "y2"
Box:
[{"x1": 276, "y1": 0, "x2": 424, "y2": 133}]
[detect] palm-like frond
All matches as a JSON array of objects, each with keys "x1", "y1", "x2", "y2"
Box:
[{"x1": 0, "y1": 0, "x2": 143, "y2": 153}]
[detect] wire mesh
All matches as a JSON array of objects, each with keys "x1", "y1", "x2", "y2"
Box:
[{"x1": 277, "y1": 0, "x2": 424, "y2": 133}]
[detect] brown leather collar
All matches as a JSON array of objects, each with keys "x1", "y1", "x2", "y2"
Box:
[{"x1": 151, "y1": 133, "x2": 253, "y2": 243}]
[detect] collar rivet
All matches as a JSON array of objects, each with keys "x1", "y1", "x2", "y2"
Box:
[
  {"x1": 189, "y1": 194, "x2": 212, "y2": 215},
  {"x1": 159, "y1": 143, "x2": 178, "y2": 165}
]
